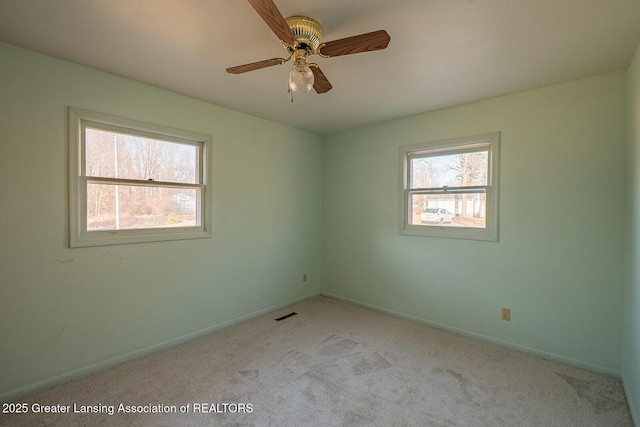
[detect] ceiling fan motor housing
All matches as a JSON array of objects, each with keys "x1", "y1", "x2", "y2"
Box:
[{"x1": 285, "y1": 16, "x2": 323, "y2": 52}]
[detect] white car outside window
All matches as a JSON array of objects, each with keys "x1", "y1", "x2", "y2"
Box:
[{"x1": 421, "y1": 208, "x2": 454, "y2": 225}]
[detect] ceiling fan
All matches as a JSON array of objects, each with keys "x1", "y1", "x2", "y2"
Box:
[{"x1": 226, "y1": 0, "x2": 391, "y2": 99}]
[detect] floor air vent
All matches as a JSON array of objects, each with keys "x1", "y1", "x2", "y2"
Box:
[{"x1": 275, "y1": 312, "x2": 298, "y2": 321}]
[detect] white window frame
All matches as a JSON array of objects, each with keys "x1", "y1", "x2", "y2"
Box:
[
  {"x1": 69, "y1": 107, "x2": 212, "y2": 247},
  {"x1": 400, "y1": 132, "x2": 500, "y2": 241}
]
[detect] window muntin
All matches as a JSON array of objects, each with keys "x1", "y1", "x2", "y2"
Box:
[
  {"x1": 400, "y1": 133, "x2": 499, "y2": 241},
  {"x1": 69, "y1": 108, "x2": 211, "y2": 247}
]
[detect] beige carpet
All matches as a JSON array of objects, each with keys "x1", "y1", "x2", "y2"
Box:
[{"x1": 0, "y1": 296, "x2": 633, "y2": 426}]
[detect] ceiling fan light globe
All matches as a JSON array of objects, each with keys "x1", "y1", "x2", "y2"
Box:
[{"x1": 289, "y1": 64, "x2": 314, "y2": 93}]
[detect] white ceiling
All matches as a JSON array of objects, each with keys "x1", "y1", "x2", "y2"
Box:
[{"x1": 1, "y1": 0, "x2": 639, "y2": 135}]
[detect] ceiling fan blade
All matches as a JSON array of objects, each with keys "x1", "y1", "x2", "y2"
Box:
[
  {"x1": 309, "y1": 64, "x2": 333, "y2": 94},
  {"x1": 319, "y1": 30, "x2": 390, "y2": 57},
  {"x1": 226, "y1": 57, "x2": 287, "y2": 74},
  {"x1": 247, "y1": 0, "x2": 296, "y2": 46}
]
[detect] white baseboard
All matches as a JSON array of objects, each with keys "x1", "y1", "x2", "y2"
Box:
[
  {"x1": 622, "y1": 379, "x2": 639, "y2": 427},
  {"x1": 321, "y1": 292, "x2": 622, "y2": 378},
  {"x1": 1, "y1": 292, "x2": 320, "y2": 404}
]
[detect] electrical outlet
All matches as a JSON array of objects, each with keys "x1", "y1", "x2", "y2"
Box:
[
  {"x1": 303, "y1": 273, "x2": 307, "y2": 283},
  {"x1": 501, "y1": 308, "x2": 511, "y2": 321}
]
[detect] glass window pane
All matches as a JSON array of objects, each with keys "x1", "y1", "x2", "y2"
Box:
[
  {"x1": 410, "y1": 151, "x2": 488, "y2": 188},
  {"x1": 85, "y1": 128, "x2": 199, "y2": 184},
  {"x1": 408, "y1": 193, "x2": 486, "y2": 228},
  {"x1": 87, "y1": 183, "x2": 200, "y2": 231}
]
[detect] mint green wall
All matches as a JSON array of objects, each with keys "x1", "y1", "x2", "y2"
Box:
[
  {"x1": 322, "y1": 72, "x2": 627, "y2": 375},
  {"x1": 625, "y1": 43, "x2": 640, "y2": 424},
  {"x1": 0, "y1": 43, "x2": 322, "y2": 402}
]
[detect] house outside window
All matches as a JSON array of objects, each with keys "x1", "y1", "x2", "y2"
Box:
[{"x1": 400, "y1": 132, "x2": 500, "y2": 241}]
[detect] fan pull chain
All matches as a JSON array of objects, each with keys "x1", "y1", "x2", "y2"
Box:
[{"x1": 288, "y1": 85, "x2": 294, "y2": 102}]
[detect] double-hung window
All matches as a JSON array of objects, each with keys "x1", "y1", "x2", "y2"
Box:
[
  {"x1": 400, "y1": 132, "x2": 500, "y2": 241},
  {"x1": 69, "y1": 107, "x2": 211, "y2": 247}
]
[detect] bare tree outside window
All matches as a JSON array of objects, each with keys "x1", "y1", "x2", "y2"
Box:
[
  {"x1": 408, "y1": 150, "x2": 488, "y2": 228},
  {"x1": 84, "y1": 128, "x2": 200, "y2": 231},
  {"x1": 69, "y1": 107, "x2": 210, "y2": 247},
  {"x1": 401, "y1": 133, "x2": 499, "y2": 241}
]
